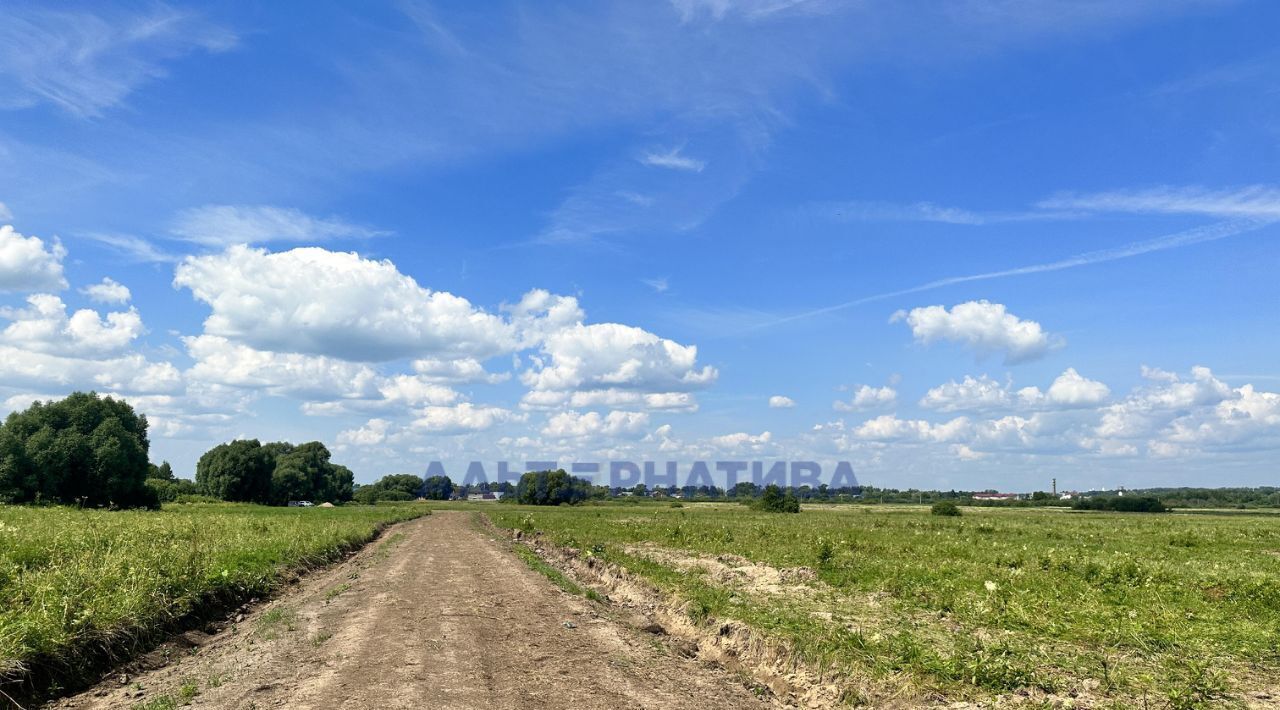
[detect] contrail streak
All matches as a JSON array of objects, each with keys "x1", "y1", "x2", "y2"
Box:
[{"x1": 755, "y1": 219, "x2": 1273, "y2": 329}]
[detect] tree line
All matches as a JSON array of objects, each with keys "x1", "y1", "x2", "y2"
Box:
[
  {"x1": 352, "y1": 473, "x2": 453, "y2": 503},
  {"x1": 0, "y1": 392, "x2": 364, "y2": 509}
]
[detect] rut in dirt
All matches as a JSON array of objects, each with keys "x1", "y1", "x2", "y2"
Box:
[{"x1": 50, "y1": 511, "x2": 774, "y2": 710}]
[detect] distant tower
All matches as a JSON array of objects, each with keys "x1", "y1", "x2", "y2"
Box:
[{"x1": 1052, "y1": 478, "x2": 1057, "y2": 496}]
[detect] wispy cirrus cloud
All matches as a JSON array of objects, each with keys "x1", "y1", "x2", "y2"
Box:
[
  {"x1": 1037, "y1": 185, "x2": 1280, "y2": 220},
  {"x1": 642, "y1": 277, "x2": 670, "y2": 293},
  {"x1": 806, "y1": 200, "x2": 1076, "y2": 225},
  {"x1": 759, "y1": 218, "x2": 1274, "y2": 329},
  {"x1": 810, "y1": 185, "x2": 1280, "y2": 226},
  {"x1": 385, "y1": 1, "x2": 1216, "y2": 245},
  {"x1": 79, "y1": 233, "x2": 179, "y2": 264},
  {"x1": 171, "y1": 205, "x2": 386, "y2": 247},
  {"x1": 670, "y1": 0, "x2": 825, "y2": 23},
  {"x1": 0, "y1": 4, "x2": 235, "y2": 117},
  {"x1": 639, "y1": 146, "x2": 707, "y2": 172},
  {"x1": 537, "y1": 131, "x2": 757, "y2": 243}
]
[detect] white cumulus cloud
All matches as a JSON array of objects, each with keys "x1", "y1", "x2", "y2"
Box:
[
  {"x1": 834, "y1": 385, "x2": 896, "y2": 412},
  {"x1": 174, "y1": 245, "x2": 516, "y2": 362},
  {"x1": 542, "y1": 410, "x2": 650, "y2": 439},
  {"x1": 0, "y1": 225, "x2": 67, "y2": 292},
  {"x1": 411, "y1": 357, "x2": 508, "y2": 384},
  {"x1": 831, "y1": 365, "x2": 1280, "y2": 463},
  {"x1": 81, "y1": 277, "x2": 131, "y2": 304},
  {"x1": 522, "y1": 322, "x2": 718, "y2": 395},
  {"x1": 0, "y1": 346, "x2": 180, "y2": 394},
  {"x1": 337, "y1": 418, "x2": 393, "y2": 446},
  {"x1": 920, "y1": 374, "x2": 1012, "y2": 411},
  {"x1": 853, "y1": 414, "x2": 971, "y2": 443},
  {"x1": 923, "y1": 369, "x2": 1110, "y2": 412},
  {"x1": 412, "y1": 403, "x2": 522, "y2": 433},
  {"x1": 183, "y1": 334, "x2": 380, "y2": 400},
  {"x1": 706, "y1": 430, "x2": 774, "y2": 453},
  {"x1": 1042, "y1": 368, "x2": 1111, "y2": 406},
  {"x1": 768, "y1": 395, "x2": 795, "y2": 408},
  {"x1": 1, "y1": 294, "x2": 142, "y2": 356},
  {"x1": 520, "y1": 389, "x2": 697, "y2": 412},
  {"x1": 892, "y1": 300, "x2": 1060, "y2": 364}
]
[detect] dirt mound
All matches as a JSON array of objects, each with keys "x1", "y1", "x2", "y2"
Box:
[{"x1": 624, "y1": 544, "x2": 819, "y2": 598}]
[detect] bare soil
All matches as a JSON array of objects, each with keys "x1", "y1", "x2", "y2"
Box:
[
  {"x1": 47, "y1": 512, "x2": 774, "y2": 710},
  {"x1": 623, "y1": 543, "x2": 820, "y2": 598}
]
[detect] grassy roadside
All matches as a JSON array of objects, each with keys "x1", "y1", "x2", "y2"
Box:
[
  {"x1": 486, "y1": 503, "x2": 1280, "y2": 707},
  {"x1": 466, "y1": 510, "x2": 603, "y2": 602},
  {"x1": 509, "y1": 543, "x2": 604, "y2": 602},
  {"x1": 0, "y1": 502, "x2": 428, "y2": 702}
]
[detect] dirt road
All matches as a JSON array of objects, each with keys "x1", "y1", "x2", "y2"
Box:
[{"x1": 52, "y1": 511, "x2": 773, "y2": 710}]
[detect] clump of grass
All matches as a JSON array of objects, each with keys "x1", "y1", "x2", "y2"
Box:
[
  {"x1": 323, "y1": 583, "x2": 350, "y2": 604},
  {"x1": 132, "y1": 679, "x2": 197, "y2": 710},
  {"x1": 133, "y1": 697, "x2": 178, "y2": 710},
  {"x1": 372, "y1": 532, "x2": 407, "y2": 562},
  {"x1": 1165, "y1": 657, "x2": 1231, "y2": 709},
  {"x1": 254, "y1": 606, "x2": 298, "y2": 640},
  {"x1": 815, "y1": 538, "x2": 834, "y2": 567}
]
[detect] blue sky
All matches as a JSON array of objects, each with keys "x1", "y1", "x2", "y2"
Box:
[{"x1": 1, "y1": 0, "x2": 1278, "y2": 491}]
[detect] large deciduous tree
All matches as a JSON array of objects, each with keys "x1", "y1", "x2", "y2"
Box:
[
  {"x1": 516, "y1": 469, "x2": 590, "y2": 506},
  {"x1": 196, "y1": 439, "x2": 273, "y2": 503},
  {"x1": 197, "y1": 439, "x2": 354, "y2": 505},
  {"x1": 0, "y1": 392, "x2": 157, "y2": 508},
  {"x1": 420, "y1": 475, "x2": 453, "y2": 501}
]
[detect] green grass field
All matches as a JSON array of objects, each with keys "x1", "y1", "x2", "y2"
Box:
[
  {"x1": 0, "y1": 502, "x2": 427, "y2": 695},
  {"x1": 487, "y1": 503, "x2": 1280, "y2": 707}
]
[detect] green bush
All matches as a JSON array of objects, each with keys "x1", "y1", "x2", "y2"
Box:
[
  {"x1": 144, "y1": 478, "x2": 200, "y2": 503},
  {"x1": 751, "y1": 484, "x2": 801, "y2": 513},
  {"x1": 931, "y1": 500, "x2": 962, "y2": 517},
  {"x1": 173, "y1": 493, "x2": 221, "y2": 504}
]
